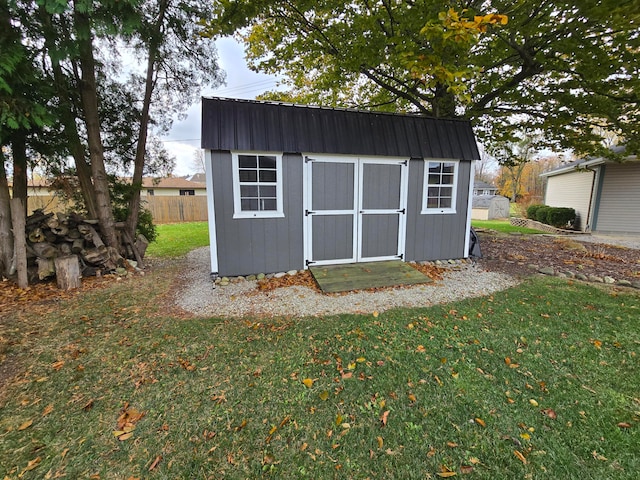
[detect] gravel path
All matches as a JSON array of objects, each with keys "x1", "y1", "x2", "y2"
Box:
[{"x1": 174, "y1": 248, "x2": 519, "y2": 318}]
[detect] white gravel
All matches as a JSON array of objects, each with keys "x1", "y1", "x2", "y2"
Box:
[{"x1": 174, "y1": 247, "x2": 519, "y2": 318}]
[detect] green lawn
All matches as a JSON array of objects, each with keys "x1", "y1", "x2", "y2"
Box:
[
  {"x1": 472, "y1": 219, "x2": 543, "y2": 235},
  {"x1": 145, "y1": 221, "x2": 209, "y2": 258},
  {"x1": 1, "y1": 269, "x2": 638, "y2": 478}
]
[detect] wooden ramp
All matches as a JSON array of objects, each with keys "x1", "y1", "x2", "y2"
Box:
[{"x1": 309, "y1": 260, "x2": 432, "y2": 293}]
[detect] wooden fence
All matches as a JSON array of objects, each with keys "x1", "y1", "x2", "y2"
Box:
[{"x1": 26, "y1": 195, "x2": 208, "y2": 224}]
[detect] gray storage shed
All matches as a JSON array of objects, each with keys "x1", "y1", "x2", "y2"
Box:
[{"x1": 201, "y1": 97, "x2": 480, "y2": 277}]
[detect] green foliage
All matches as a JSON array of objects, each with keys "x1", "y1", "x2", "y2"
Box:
[
  {"x1": 471, "y1": 219, "x2": 543, "y2": 234},
  {"x1": 535, "y1": 206, "x2": 551, "y2": 223},
  {"x1": 108, "y1": 176, "x2": 157, "y2": 242},
  {"x1": 209, "y1": 0, "x2": 640, "y2": 157},
  {"x1": 526, "y1": 204, "x2": 545, "y2": 220},
  {"x1": 546, "y1": 207, "x2": 576, "y2": 229}
]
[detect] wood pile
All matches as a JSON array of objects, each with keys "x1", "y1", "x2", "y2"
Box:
[{"x1": 25, "y1": 209, "x2": 147, "y2": 284}]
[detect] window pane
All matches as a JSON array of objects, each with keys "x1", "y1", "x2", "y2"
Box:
[
  {"x1": 440, "y1": 187, "x2": 452, "y2": 197},
  {"x1": 240, "y1": 185, "x2": 258, "y2": 197},
  {"x1": 428, "y1": 162, "x2": 442, "y2": 174},
  {"x1": 441, "y1": 174, "x2": 454, "y2": 185},
  {"x1": 239, "y1": 170, "x2": 257, "y2": 182},
  {"x1": 440, "y1": 197, "x2": 452, "y2": 208},
  {"x1": 239, "y1": 155, "x2": 257, "y2": 168},
  {"x1": 259, "y1": 170, "x2": 277, "y2": 182},
  {"x1": 259, "y1": 156, "x2": 277, "y2": 169},
  {"x1": 442, "y1": 163, "x2": 455, "y2": 174},
  {"x1": 261, "y1": 199, "x2": 277, "y2": 211},
  {"x1": 428, "y1": 187, "x2": 440, "y2": 198},
  {"x1": 427, "y1": 197, "x2": 439, "y2": 208},
  {"x1": 428, "y1": 174, "x2": 441, "y2": 185},
  {"x1": 241, "y1": 199, "x2": 259, "y2": 211},
  {"x1": 259, "y1": 185, "x2": 276, "y2": 198}
]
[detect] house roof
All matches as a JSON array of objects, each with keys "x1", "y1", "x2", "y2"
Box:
[
  {"x1": 201, "y1": 97, "x2": 480, "y2": 161},
  {"x1": 473, "y1": 181, "x2": 497, "y2": 189},
  {"x1": 141, "y1": 177, "x2": 206, "y2": 189},
  {"x1": 541, "y1": 145, "x2": 638, "y2": 178}
]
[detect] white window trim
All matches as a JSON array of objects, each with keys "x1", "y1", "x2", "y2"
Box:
[
  {"x1": 231, "y1": 151, "x2": 285, "y2": 219},
  {"x1": 421, "y1": 159, "x2": 459, "y2": 215}
]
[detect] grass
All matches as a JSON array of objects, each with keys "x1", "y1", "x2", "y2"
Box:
[
  {"x1": 472, "y1": 219, "x2": 543, "y2": 235},
  {"x1": 145, "y1": 221, "x2": 209, "y2": 258},
  {"x1": 1, "y1": 269, "x2": 638, "y2": 479}
]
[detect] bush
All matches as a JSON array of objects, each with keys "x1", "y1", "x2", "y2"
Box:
[
  {"x1": 546, "y1": 207, "x2": 576, "y2": 228},
  {"x1": 535, "y1": 206, "x2": 551, "y2": 223},
  {"x1": 526, "y1": 204, "x2": 545, "y2": 219}
]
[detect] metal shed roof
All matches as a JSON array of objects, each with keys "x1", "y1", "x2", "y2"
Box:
[{"x1": 201, "y1": 97, "x2": 480, "y2": 161}]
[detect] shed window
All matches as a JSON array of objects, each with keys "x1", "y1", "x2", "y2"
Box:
[
  {"x1": 180, "y1": 189, "x2": 195, "y2": 196},
  {"x1": 232, "y1": 152, "x2": 284, "y2": 218},
  {"x1": 421, "y1": 160, "x2": 458, "y2": 214}
]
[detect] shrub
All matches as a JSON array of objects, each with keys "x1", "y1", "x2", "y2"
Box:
[
  {"x1": 535, "y1": 206, "x2": 551, "y2": 223},
  {"x1": 546, "y1": 207, "x2": 576, "y2": 229},
  {"x1": 526, "y1": 204, "x2": 545, "y2": 220}
]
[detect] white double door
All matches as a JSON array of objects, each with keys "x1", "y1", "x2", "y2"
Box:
[{"x1": 304, "y1": 155, "x2": 409, "y2": 266}]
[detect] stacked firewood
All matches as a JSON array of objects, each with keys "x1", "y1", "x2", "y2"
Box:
[{"x1": 25, "y1": 209, "x2": 146, "y2": 283}]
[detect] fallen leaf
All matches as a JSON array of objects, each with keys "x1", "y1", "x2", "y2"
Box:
[
  {"x1": 469, "y1": 457, "x2": 480, "y2": 464},
  {"x1": 474, "y1": 417, "x2": 486, "y2": 427},
  {"x1": 541, "y1": 408, "x2": 557, "y2": 420},
  {"x1": 341, "y1": 371, "x2": 353, "y2": 379},
  {"x1": 61, "y1": 448, "x2": 69, "y2": 459},
  {"x1": 617, "y1": 422, "x2": 631, "y2": 428},
  {"x1": 514, "y1": 450, "x2": 527, "y2": 464},
  {"x1": 592, "y1": 339, "x2": 602, "y2": 350},
  {"x1": 529, "y1": 399, "x2": 539, "y2": 407},
  {"x1": 52, "y1": 360, "x2": 65, "y2": 371},
  {"x1": 460, "y1": 465, "x2": 474, "y2": 474},
  {"x1": 446, "y1": 441, "x2": 458, "y2": 448},
  {"x1": 335, "y1": 414, "x2": 343, "y2": 426},
  {"x1": 18, "y1": 419, "x2": 33, "y2": 431},
  {"x1": 376, "y1": 436, "x2": 384, "y2": 448},
  {"x1": 372, "y1": 311, "x2": 379, "y2": 317},
  {"x1": 319, "y1": 391, "x2": 329, "y2": 401},
  {"x1": 149, "y1": 455, "x2": 162, "y2": 471},
  {"x1": 380, "y1": 410, "x2": 390, "y2": 426},
  {"x1": 592, "y1": 451, "x2": 607, "y2": 461},
  {"x1": 302, "y1": 378, "x2": 314, "y2": 388},
  {"x1": 19, "y1": 457, "x2": 41, "y2": 476},
  {"x1": 42, "y1": 404, "x2": 54, "y2": 416},
  {"x1": 416, "y1": 345, "x2": 426, "y2": 353},
  {"x1": 117, "y1": 432, "x2": 134, "y2": 441},
  {"x1": 408, "y1": 394, "x2": 417, "y2": 403}
]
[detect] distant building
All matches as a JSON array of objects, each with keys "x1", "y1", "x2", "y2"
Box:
[
  {"x1": 473, "y1": 180, "x2": 498, "y2": 196},
  {"x1": 141, "y1": 177, "x2": 206, "y2": 197}
]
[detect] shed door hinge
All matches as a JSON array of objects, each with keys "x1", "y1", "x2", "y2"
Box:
[
  {"x1": 397, "y1": 253, "x2": 404, "y2": 260},
  {"x1": 401, "y1": 160, "x2": 408, "y2": 166},
  {"x1": 306, "y1": 259, "x2": 316, "y2": 266},
  {"x1": 397, "y1": 208, "x2": 406, "y2": 214},
  {"x1": 305, "y1": 156, "x2": 314, "y2": 163},
  {"x1": 305, "y1": 209, "x2": 315, "y2": 216}
]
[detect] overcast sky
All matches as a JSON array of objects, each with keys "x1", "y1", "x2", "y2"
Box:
[{"x1": 160, "y1": 38, "x2": 280, "y2": 176}]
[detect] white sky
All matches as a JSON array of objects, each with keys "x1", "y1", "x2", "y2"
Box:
[{"x1": 160, "y1": 37, "x2": 280, "y2": 176}]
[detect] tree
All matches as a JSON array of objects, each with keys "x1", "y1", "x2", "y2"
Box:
[
  {"x1": 208, "y1": 0, "x2": 640, "y2": 158},
  {"x1": 491, "y1": 133, "x2": 540, "y2": 202}
]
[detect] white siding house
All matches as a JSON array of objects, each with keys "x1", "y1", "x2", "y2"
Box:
[{"x1": 541, "y1": 149, "x2": 640, "y2": 233}]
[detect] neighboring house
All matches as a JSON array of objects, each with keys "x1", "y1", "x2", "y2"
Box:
[
  {"x1": 8, "y1": 177, "x2": 52, "y2": 197},
  {"x1": 141, "y1": 177, "x2": 206, "y2": 197},
  {"x1": 473, "y1": 180, "x2": 498, "y2": 196},
  {"x1": 540, "y1": 146, "x2": 640, "y2": 233},
  {"x1": 201, "y1": 97, "x2": 480, "y2": 277}
]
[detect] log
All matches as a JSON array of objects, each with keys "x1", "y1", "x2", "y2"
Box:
[
  {"x1": 82, "y1": 245, "x2": 109, "y2": 265},
  {"x1": 37, "y1": 257, "x2": 56, "y2": 280},
  {"x1": 26, "y1": 209, "x2": 52, "y2": 227},
  {"x1": 59, "y1": 242, "x2": 72, "y2": 256},
  {"x1": 11, "y1": 198, "x2": 28, "y2": 288},
  {"x1": 71, "y1": 239, "x2": 84, "y2": 253},
  {"x1": 28, "y1": 227, "x2": 46, "y2": 243},
  {"x1": 135, "y1": 234, "x2": 149, "y2": 259},
  {"x1": 54, "y1": 255, "x2": 81, "y2": 290},
  {"x1": 79, "y1": 224, "x2": 104, "y2": 247},
  {"x1": 31, "y1": 242, "x2": 59, "y2": 259}
]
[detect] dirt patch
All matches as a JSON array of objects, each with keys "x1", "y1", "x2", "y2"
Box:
[{"x1": 477, "y1": 230, "x2": 640, "y2": 284}]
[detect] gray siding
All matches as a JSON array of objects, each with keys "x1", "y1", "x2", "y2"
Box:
[
  {"x1": 594, "y1": 163, "x2": 640, "y2": 233},
  {"x1": 202, "y1": 97, "x2": 480, "y2": 161},
  {"x1": 405, "y1": 160, "x2": 471, "y2": 261},
  {"x1": 545, "y1": 170, "x2": 595, "y2": 231},
  {"x1": 211, "y1": 151, "x2": 304, "y2": 276}
]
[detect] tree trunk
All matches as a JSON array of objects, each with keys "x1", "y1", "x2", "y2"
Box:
[
  {"x1": 432, "y1": 83, "x2": 457, "y2": 119},
  {"x1": 55, "y1": 255, "x2": 82, "y2": 290},
  {"x1": 37, "y1": 5, "x2": 99, "y2": 220},
  {"x1": 11, "y1": 130, "x2": 28, "y2": 211},
  {"x1": 73, "y1": 3, "x2": 118, "y2": 248},
  {"x1": 10, "y1": 198, "x2": 28, "y2": 288},
  {"x1": 126, "y1": 0, "x2": 170, "y2": 261},
  {"x1": 0, "y1": 150, "x2": 14, "y2": 278}
]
